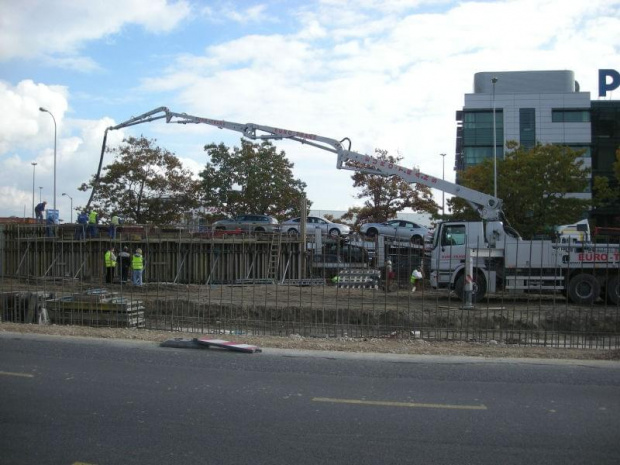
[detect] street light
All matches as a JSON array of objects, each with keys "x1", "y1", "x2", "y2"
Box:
[
  {"x1": 439, "y1": 153, "x2": 446, "y2": 215},
  {"x1": 62, "y1": 193, "x2": 73, "y2": 223},
  {"x1": 39, "y1": 107, "x2": 57, "y2": 214},
  {"x1": 491, "y1": 77, "x2": 498, "y2": 199},
  {"x1": 31, "y1": 162, "x2": 37, "y2": 219}
]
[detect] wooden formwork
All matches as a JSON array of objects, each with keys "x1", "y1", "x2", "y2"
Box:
[
  {"x1": 0, "y1": 224, "x2": 405, "y2": 286},
  {"x1": 0, "y1": 224, "x2": 310, "y2": 285}
]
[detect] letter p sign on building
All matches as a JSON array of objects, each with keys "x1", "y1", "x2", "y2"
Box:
[{"x1": 599, "y1": 69, "x2": 620, "y2": 97}]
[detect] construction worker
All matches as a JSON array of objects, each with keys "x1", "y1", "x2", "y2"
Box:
[
  {"x1": 132, "y1": 248, "x2": 144, "y2": 286},
  {"x1": 76, "y1": 211, "x2": 88, "y2": 239},
  {"x1": 410, "y1": 268, "x2": 423, "y2": 293},
  {"x1": 35, "y1": 201, "x2": 47, "y2": 223},
  {"x1": 104, "y1": 246, "x2": 117, "y2": 284},
  {"x1": 87, "y1": 209, "x2": 98, "y2": 238},
  {"x1": 109, "y1": 214, "x2": 120, "y2": 239},
  {"x1": 118, "y1": 246, "x2": 131, "y2": 283},
  {"x1": 385, "y1": 259, "x2": 395, "y2": 291}
]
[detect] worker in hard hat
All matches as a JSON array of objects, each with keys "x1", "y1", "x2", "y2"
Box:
[{"x1": 132, "y1": 248, "x2": 144, "y2": 286}]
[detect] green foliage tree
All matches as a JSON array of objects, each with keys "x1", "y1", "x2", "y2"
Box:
[
  {"x1": 201, "y1": 139, "x2": 309, "y2": 220},
  {"x1": 450, "y1": 142, "x2": 592, "y2": 238},
  {"x1": 344, "y1": 149, "x2": 438, "y2": 226},
  {"x1": 80, "y1": 136, "x2": 201, "y2": 224}
]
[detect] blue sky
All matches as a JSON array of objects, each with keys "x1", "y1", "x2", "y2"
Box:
[{"x1": 1, "y1": 0, "x2": 619, "y2": 222}]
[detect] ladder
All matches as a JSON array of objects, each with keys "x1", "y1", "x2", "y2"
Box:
[{"x1": 268, "y1": 234, "x2": 282, "y2": 280}]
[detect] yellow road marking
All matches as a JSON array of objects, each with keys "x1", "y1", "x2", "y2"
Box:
[
  {"x1": 312, "y1": 397, "x2": 487, "y2": 410},
  {"x1": 0, "y1": 371, "x2": 34, "y2": 378}
]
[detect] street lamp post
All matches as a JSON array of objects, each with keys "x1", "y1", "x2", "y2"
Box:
[
  {"x1": 39, "y1": 107, "x2": 57, "y2": 214},
  {"x1": 491, "y1": 77, "x2": 498, "y2": 199},
  {"x1": 62, "y1": 193, "x2": 73, "y2": 223},
  {"x1": 31, "y1": 162, "x2": 37, "y2": 218},
  {"x1": 439, "y1": 153, "x2": 446, "y2": 215}
]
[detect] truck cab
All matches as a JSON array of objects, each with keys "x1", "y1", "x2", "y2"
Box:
[{"x1": 428, "y1": 220, "x2": 518, "y2": 301}]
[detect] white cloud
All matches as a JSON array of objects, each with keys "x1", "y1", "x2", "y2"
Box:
[
  {"x1": 0, "y1": 80, "x2": 69, "y2": 155},
  {"x1": 132, "y1": 0, "x2": 620, "y2": 211},
  {"x1": 0, "y1": 79, "x2": 127, "y2": 217},
  {"x1": 0, "y1": 0, "x2": 191, "y2": 62},
  {"x1": 2, "y1": 0, "x2": 620, "y2": 217},
  {"x1": 202, "y1": 3, "x2": 274, "y2": 25}
]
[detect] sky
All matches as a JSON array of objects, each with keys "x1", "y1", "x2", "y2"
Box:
[{"x1": 1, "y1": 0, "x2": 619, "y2": 224}]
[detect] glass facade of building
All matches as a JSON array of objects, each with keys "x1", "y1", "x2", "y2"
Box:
[
  {"x1": 459, "y1": 110, "x2": 504, "y2": 169},
  {"x1": 590, "y1": 101, "x2": 620, "y2": 226}
]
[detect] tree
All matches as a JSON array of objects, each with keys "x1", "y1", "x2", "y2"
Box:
[
  {"x1": 344, "y1": 149, "x2": 438, "y2": 226},
  {"x1": 200, "y1": 139, "x2": 310, "y2": 220},
  {"x1": 80, "y1": 136, "x2": 201, "y2": 224},
  {"x1": 451, "y1": 142, "x2": 592, "y2": 238}
]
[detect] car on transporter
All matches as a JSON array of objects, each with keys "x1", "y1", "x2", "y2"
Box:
[
  {"x1": 360, "y1": 219, "x2": 429, "y2": 244},
  {"x1": 281, "y1": 216, "x2": 351, "y2": 237},
  {"x1": 212, "y1": 214, "x2": 281, "y2": 234}
]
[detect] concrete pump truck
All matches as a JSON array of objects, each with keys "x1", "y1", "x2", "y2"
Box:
[{"x1": 88, "y1": 108, "x2": 620, "y2": 306}]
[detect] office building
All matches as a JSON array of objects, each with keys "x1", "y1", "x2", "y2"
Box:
[{"x1": 456, "y1": 70, "x2": 619, "y2": 225}]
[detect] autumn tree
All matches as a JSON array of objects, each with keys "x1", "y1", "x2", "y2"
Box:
[
  {"x1": 80, "y1": 136, "x2": 201, "y2": 224},
  {"x1": 450, "y1": 142, "x2": 591, "y2": 238},
  {"x1": 200, "y1": 139, "x2": 310, "y2": 221},
  {"x1": 343, "y1": 149, "x2": 438, "y2": 226}
]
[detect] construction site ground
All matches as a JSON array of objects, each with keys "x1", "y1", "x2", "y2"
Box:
[{"x1": 1, "y1": 278, "x2": 619, "y2": 361}]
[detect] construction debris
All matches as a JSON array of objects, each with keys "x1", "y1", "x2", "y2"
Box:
[{"x1": 160, "y1": 337, "x2": 262, "y2": 353}]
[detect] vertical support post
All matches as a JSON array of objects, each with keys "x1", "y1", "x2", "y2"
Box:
[
  {"x1": 462, "y1": 247, "x2": 475, "y2": 310},
  {"x1": 300, "y1": 197, "x2": 307, "y2": 279}
]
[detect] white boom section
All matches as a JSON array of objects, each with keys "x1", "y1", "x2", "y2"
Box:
[{"x1": 103, "y1": 107, "x2": 504, "y2": 221}]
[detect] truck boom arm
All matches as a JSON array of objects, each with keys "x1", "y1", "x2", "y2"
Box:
[{"x1": 87, "y1": 107, "x2": 503, "y2": 221}]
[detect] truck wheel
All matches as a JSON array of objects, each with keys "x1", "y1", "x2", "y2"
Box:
[
  {"x1": 567, "y1": 273, "x2": 600, "y2": 305},
  {"x1": 606, "y1": 276, "x2": 620, "y2": 305},
  {"x1": 454, "y1": 272, "x2": 487, "y2": 303},
  {"x1": 329, "y1": 228, "x2": 341, "y2": 237},
  {"x1": 410, "y1": 235, "x2": 423, "y2": 245}
]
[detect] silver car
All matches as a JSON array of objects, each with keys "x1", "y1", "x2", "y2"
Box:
[
  {"x1": 360, "y1": 219, "x2": 428, "y2": 244},
  {"x1": 212, "y1": 214, "x2": 281, "y2": 233},
  {"x1": 282, "y1": 216, "x2": 351, "y2": 236}
]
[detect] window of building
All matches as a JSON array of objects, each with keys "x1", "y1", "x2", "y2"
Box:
[
  {"x1": 461, "y1": 110, "x2": 504, "y2": 168},
  {"x1": 461, "y1": 147, "x2": 504, "y2": 168},
  {"x1": 551, "y1": 109, "x2": 590, "y2": 123},
  {"x1": 519, "y1": 108, "x2": 536, "y2": 149}
]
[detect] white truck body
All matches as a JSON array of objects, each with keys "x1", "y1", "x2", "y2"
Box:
[{"x1": 428, "y1": 221, "x2": 620, "y2": 305}]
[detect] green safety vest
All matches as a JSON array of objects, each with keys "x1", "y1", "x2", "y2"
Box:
[
  {"x1": 104, "y1": 251, "x2": 116, "y2": 268},
  {"x1": 132, "y1": 254, "x2": 143, "y2": 270},
  {"x1": 88, "y1": 211, "x2": 97, "y2": 224}
]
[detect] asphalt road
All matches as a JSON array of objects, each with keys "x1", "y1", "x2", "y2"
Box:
[{"x1": 1, "y1": 333, "x2": 619, "y2": 465}]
